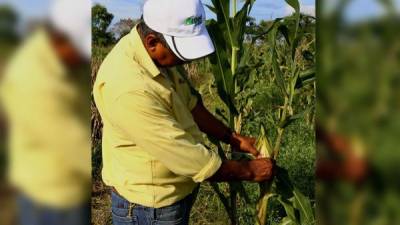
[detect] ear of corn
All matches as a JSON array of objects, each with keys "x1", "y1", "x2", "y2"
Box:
[{"x1": 256, "y1": 124, "x2": 272, "y2": 158}]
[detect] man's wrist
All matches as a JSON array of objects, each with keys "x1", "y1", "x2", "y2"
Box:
[
  {"x1": 208, "y1": 160, "x2": 253, "y2": 182},
  {"x1": 222, "y1": 128, "x2": 235, "y2": 144},
  {"x1": 238, "y1": 160, "x2": 254, "y2": 181}
]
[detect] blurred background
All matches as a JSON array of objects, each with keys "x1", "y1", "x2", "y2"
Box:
[
  {"x1": 317, "y1": 0, "x2": 400, "y2": 225},
  {"x1": 0, "y1": 0, "x2": 91, "y2": 225}
]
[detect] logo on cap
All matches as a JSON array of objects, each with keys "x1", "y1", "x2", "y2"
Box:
[{"x1": 184, "y1": 16, "x2": 202, "y2": 26}]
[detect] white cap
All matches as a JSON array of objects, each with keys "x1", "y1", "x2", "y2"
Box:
[
  {"x1": 49, "y1": 0, "x2": 91, "y2": 59},
  {"x1": 143, "y1": 0, "x2": 215, "y2": 61}
]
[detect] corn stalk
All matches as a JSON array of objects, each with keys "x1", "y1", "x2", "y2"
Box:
[{"x1": 206, "y1": 0, "x2": 315, "y2": 224}]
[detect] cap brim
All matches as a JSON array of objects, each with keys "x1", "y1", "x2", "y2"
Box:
[{"x1": 164, "y1": 27, "x2": 215, "y2": 61}]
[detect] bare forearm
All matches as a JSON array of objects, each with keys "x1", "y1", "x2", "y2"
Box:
[{"x1": 191, "y1": 101, "x2": 233, "y2": 143}]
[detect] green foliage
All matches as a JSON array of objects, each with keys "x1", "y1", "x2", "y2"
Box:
[
  {"x1": 92, "y1": 4, "x2": 114, "y2": 46},
  {"x1": 205, "y1": 0, "x2": 315, "y2": 225},
  {"x1": 0, "y1": 5, "x2": 19, "y2": 43}
]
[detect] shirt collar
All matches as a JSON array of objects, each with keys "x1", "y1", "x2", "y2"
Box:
[{"x1": 129, "y1": 25, "x2": 160, "y2": 78}]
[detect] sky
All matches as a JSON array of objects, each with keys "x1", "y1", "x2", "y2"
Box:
[
  {"x1": 2, "y1": 0, "x2": 400, "y2": 26},
  {"x1": 92, "y1": 0, "x2": 316, "y2": 24}
]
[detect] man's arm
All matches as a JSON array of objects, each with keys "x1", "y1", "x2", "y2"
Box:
[
  {"x1": 191, "y1": 100, "x2": 232, "y2": 143},
  {"x1": 191, "y1": 101, "x2": 259, "y2": 156}
]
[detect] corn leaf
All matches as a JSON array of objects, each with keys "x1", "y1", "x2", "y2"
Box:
[
  {"x1": 277, "y1": 196, "x2": 299, "y2": 224},
  {"x1": 207, "y1": 135, "x2": 227, "y2": 160},
  {"x1": 211, "y1": 183, "x2": 231, "y2": 213},
  {"x1": 269, "y1": 24, "x2": 288, "y2": 97},
  {"x1": 279, "y1": 217, "x2": 298, "y2": 225},
  {"x1": 284, "y1": 0, "x2": 300, "y2": 37},
  {"x1": 215, "y1": 108, "x2": 228, "y2": 124},
  {"x1": 278, "y1": 24, "x2": 291, "y2": 46},
  {"x1": 251, "y1": 18, "x2": 283, "y2": 44},
  {"x1": 295, "y1": 67, "x2": 315, "y2": 88},
  {"x1": 233, "y1": 0, "x2": 254, "y2": 57},
  {"x1": 236, "y1": 182, "x2": 251, "y2": 203},
  {"x1": 256, "y1": 181, "x2": 274, "y2": 225},
  {"x1": 211, "y1": 0, "x2": 235, "y2": 47},
  {"x1": 205, "y1": 4, "x2": 217, "y2": 14},
  {"x1": 276, "y1": 167, "x2": 315, "y2": 225},
  {"x1": 293, "y1": 188, "x2": 314, "y2": 225},
  {"x1": 285, "y1": 0, "x2": 300, "y2": 13},
  {"x1": 207, "y1": 20, "x2": 238, "y2": 115}
]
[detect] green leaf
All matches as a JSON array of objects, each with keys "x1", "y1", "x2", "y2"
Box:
[
  {"x1": 276, "y1": 167, "x2": 315, "y2": 225},
  {"x1": 269, "y1": 24, "x2": 287, "y2": 97},
  {"x1": 210, "y1": 183, "x2": 231, "y2": 213},
  {"x1": 284, "y1": 0, "x2": 300, "y2": 13},
  {"x1": 207, "y1": 20, "x2": 238, "y2": 115},
  {"x1": 284, "y1": 0, "x2": 301, "y2": 49},
  {"x1": 279, "y1": 217, "x2": 297, "y2": 225},
  {"x1": 295, "y1": 67, "x2": 315, "y2": 88},
  {"x1": 293, "y1": 188, "x2": 314, "y2": 225},
  {"x1": 278, "y1": 24, "x2": 291, "y2": 46},
  {"x1": 233, "y1": 0, "x2": 254, "y2": 54},
  {"x1": 277, "y1": 196, "x2": 299, "y2": 223},
  {"x1": 205, "y1": 4, "x2": 217, "y2": 14},
  {"x1": 211, "y1": 0, "x2": 235, "y2": 47},
  {"x1": 207, "y1": 136, "x2": 227, "y2": 160},
  {"x1": 302, "y1": 50, "x2": 314, "y2": 61},
  {"x1": 252, "y1": 18, "x2": 283, "y2": 43},
  {"x1": 256, "y1": 182, "x2": 274, "y2": 225},
  {"x1": 279, "y1": 105, "x2": 313, "y2": 128},
  {"x1": 215, "y1": 108, "x2": 228, "y2": 123},
  {"x1": 291, "y1": 35, "x2": 301, "y2": 60},
  {"x1": 236, "y1": 182, "x2": 251, "y2": 203}
]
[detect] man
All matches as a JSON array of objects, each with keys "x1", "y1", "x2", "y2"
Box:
[
  {"x1": 93, "y1": 0, "x2": 275, "y2": 224},
  {"x1": 0, "y1": 0, "x2": 91, "y2": 225}
]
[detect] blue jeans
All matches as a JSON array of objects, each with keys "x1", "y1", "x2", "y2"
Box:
[
  {"x1": 111, "y1": 190, "x2": 197, "y2": 225},
  {"x1": 17, "y1": 194, "x2": 90, "y2": 225}
]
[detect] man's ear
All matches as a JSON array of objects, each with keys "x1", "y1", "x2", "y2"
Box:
[{"x1": 144, "y1": 34, "x2": 159, "y2": 52}]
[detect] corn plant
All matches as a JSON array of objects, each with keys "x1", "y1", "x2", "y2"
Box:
[{"x1": 206, "y1": 0, "x2": 315, "y2": 224}]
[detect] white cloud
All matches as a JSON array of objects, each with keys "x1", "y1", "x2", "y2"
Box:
[{"x1": 284, "y1": 3, "x2": 315, "y2": 16}]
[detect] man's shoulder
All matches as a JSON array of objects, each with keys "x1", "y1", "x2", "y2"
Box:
[
  {"x1": 95, "y1": 40, "x2": 147, "y2": 88},
  {"x1": 94, "y1": 64, "x2": 150, "y2": 106}
]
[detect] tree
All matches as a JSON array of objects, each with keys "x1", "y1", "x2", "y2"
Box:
[
  {"x1": 0, "y1": 5, "x2": 19, "y2": 43},
  {"x1": 92, "y1": 4, "x2": 114, "y2": 46},
  {"x1": 111, "y1": 18, "x2": 139, "y2": 40}
]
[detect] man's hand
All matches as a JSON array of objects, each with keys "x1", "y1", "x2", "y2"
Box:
[
  {"x1": 247, "y1": 158, "x2": 276, "y2": 182},
  {"x1": 207, "y1": 158, "x2": 276, "y2": 182},
  {"x1": 230, "y1": 133, "x2": 260, "y2": 157}
]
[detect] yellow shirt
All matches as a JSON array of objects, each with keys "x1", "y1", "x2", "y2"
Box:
[
  {"x1": 0, "y1": 29, "x2": 91, "y2": 208},
  {"x1": 93, "y1": 26, "x2": 222, "y2": 208}
]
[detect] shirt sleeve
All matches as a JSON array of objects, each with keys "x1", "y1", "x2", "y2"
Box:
[{"x1": 111, "y1": 90, "x2": 222, "y2": 183}]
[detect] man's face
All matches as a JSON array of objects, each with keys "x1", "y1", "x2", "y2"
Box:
[{"x1": 143, "y1": 34, "x2": 185, "y2": 67}]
